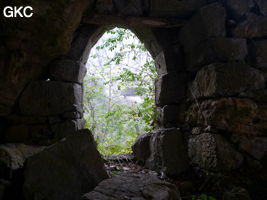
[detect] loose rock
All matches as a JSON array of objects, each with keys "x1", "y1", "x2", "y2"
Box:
[
  {"x1": 132, "y1": 132, "x2": 152, "y2": 164},
  {"x1": 23, "y1": 129, "x2": 108, "y2": 200}
]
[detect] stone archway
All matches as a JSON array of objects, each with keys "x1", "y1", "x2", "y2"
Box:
[{"x1": 1, "y1": 0, "x2": 267, "y2": 199}]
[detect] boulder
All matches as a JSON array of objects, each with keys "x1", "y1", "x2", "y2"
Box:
[
  {"x1": 249, "y1": 40, "x2": 267, "y2": 69},
  {"x1": 232, "y1": 13, "x2": 267, "y2": 38},
  {"x1": 188, "y1": 133, "x2": 243, "y2": 171},
  {"x1": 224, "y1": 0, "x2": 254, "y2": 20},
  {"x1": 150, "y1": 0, "x2": 207, "y2": 17},
  {"x1": 186, "y1": 98, "x2": 267, "y2": 136},
  {"x1": 132, "y1": 132, "x2": 152, "y2": 164},
  {"x1": 146, "y1": 128, "x2": 189, "y2": 176},
  {"x1": 186, "y1": 38, "x2": 247, "y2": 71},
  {"x1": 155, "y1": 73, "x2": 187, "y2": 106},
  {"x1": 19, "y1": 81, "x2": 82, "y2": 116},
  {"x1": 50, "y1": 59, "x2": 87, "y2": 84},
  {"x1": 23, "y1": 129, "x2": 108, "y2": 200},
  {"x1": 191, "y1": 62, "x2": 265, "y2": 98},
  {"x1": 179, "y1": 2, "x2": 226, "y2": 53},
  {"x1": 82, "y1": 173, "x2": 180, "y2": 200}
]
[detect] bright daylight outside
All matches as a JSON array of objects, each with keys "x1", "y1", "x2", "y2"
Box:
[{"x1": 84, "y1": 28, "x2": 157, "y2": 155}]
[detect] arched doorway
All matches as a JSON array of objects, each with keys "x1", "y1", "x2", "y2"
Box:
[{"x1": 84, "y1": 27, "x2": 157, "y2": 155}]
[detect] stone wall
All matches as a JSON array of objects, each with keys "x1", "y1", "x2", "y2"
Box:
[{"x1": 0, "y1": 0, "x2": 267, "y2": 199}]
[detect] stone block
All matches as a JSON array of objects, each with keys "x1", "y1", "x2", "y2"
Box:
[
  {"x1": 232, "y1": 135, "x2": 267, "y2": 160},
  {"x1": 159, "y1": 105, "x2": 181, "y2": 128},
  {"x1": 146, "y1": 128, "x2": 189, "y2": 176},
  {"x1": 155, "y1": 45, "x2": 184, "y2": 74},
  {"x1": 50, "y1": 59, "x2": 87, "y2": 84},
  {"x1": 62, "y1": 111, "x2": 82, "y2": 119},
  {"x1": 249, "y1": 40, "x2": 267, "y2": 69},
  {"x1": 224, "y1": 0, "x2": 254, "y2": 20},
  {"x1": 179, "y1": 2, "x2": 226, "y2": 53},
  {"x1": 155, "y1": 73, "x2": 187, "y2": 106},
  {"x1": 232, "y1": 13, "x2": 267, "y2": 38},
  {"x1": 255, "y1": 0, "x2": 267, "y2": 16},
  {"x1": 51, "y1": 119, "x2": 85, "y2": 140},
  {"x1": 0, "y1": 143, "x2": 45, "y2": 178},
  {"x1": 5, "y1": 125, "x2": 53, "y2": 145},
  {"x1": 20, "y1": 81, "x2": 82, "y2": 116},
  {"x1": 23, "y1": 129, "x2": 108, "y2": 200},
  {"x1": 239, "y1": 89, "x2": 267, "y2": 105},
  {"x1": 132, "y1": 132, "x2": 152, "y2": 164},
  {"x1": 150, "y1": 0, "x2": 207, "y2": 17},
  {"x1": 113, "y1": 0, "x2": 146, "y2": 16},
  {"x1": 188, "y1": 133, "x2": 243, "y2": 171},
  {"x1": 191, "y1": 62, "x2": 265, "y2": 98},
  {"x1": 95, "y1": 0, "x2": 115, "y2": 14},
  {"x1": 186, "y1": 38, "x2": 247, "y2": 71},
  {"x1": 67, "y1": 24, "x2": 102, "y2": 64},
  {"x1": 186, "y1": 98, "x2": 267, "y2": 136}
]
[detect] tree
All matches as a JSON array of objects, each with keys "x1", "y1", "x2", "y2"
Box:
[{"x1": 84, "y1": 28, "x2": 157, "y2": 155}]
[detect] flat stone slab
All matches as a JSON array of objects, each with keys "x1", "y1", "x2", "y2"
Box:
[{"x1": 82, "y1": 173, "x2": 180, "y2": 200}]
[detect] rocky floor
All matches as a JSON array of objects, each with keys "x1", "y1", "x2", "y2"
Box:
[
  {"x1": 89, "y1": 154, "x2": 266, "y2": 200},
  {"x1": 91, "y1": 154, "x2": 217, "y2": 200}
]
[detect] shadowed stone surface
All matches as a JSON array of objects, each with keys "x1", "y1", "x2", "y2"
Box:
[
  {"x1": 50, "y1": 59, "x2": 87, "y2": 84},
  {"x1": 4, "y1": 124, "x2": 52, "y2": 145},
  {"x1": 51, "y1": 119, "x2": 85, "y2": 141},
  {"x1": 186, "y1": 38, "x2": 248, "y2": 71},
  {"x1": 113, "y1": 0, "x2": 146, "y2": 16},
  {"x1": 255, "y1": 0, "x2": 267, "y2": 16},
  {"x1": 159, "y1": 105, "x2": 181, "y2": 128},
  {"x1": 224, "y1": 0, "x2": 254, "y2": 20},
  {"x1": 249, "y1": 40, "x2": 267, "y2": 69},
  {"x1": 191, "y1": 62, "x2": 265, "y2": 98},
  {"x1": 188, "y1": 133, "x2": 243, "y2": 171},
  {"x1": 232, "y1": 13, "x2": 267, "y2": 38},
  {"x1": 82, "y1": 173, "x2": 180, "y2": 200},
  {"x1": 0, "y1": 144, "x2": 45, "y2": 172},
  {"x1": 20, "y1": 81, "x2": 82, "y2": 116},
  {"x1": 186, "y1": 98, "x2": 267, "y2": 136},
  {"x1": 179, "y1": 2, "x2": 226, "y2": 53},
  {"x1": 155, "y1": 73, "x2": 187, "y2": 106},
  {"x1": 0, "y1": 0, "x2": 93, "y2": 116},
  {"x1": 150, "y1": 0, "x2": 207, "y2": 17},
  {"x1": 146, "y1": 128, "x2": 189, "y2": 176},
  {"x1": 231, "y1": 135, "x2": 267, "y2": 160},
  {"x1": 132, "y1": 132, "x2": 152, "y2": 164},
  {"x1": 23, "y1": 129, "x2": 108, "y2": 200}
]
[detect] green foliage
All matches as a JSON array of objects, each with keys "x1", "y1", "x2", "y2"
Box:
[
  {"x1": 84, "y1": 28, "x2": 157, "y2": 155},
  {"x1": 192, "y1": 194, "x2": 217, "y2": 200}
]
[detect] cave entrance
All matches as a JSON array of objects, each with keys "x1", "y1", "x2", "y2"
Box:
[{"x1": 84, "y1": 27, "x2": 157, "y2": 156}]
